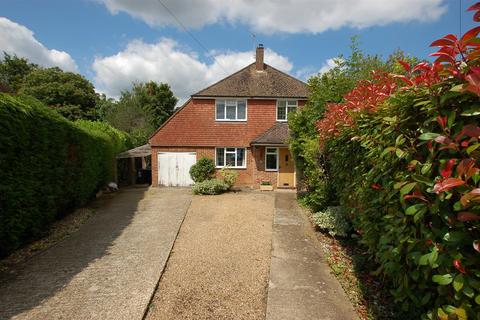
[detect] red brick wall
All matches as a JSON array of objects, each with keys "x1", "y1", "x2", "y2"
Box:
[
  {"x1": 149, "y1": 98, "x2": 306, "y2": 147},
  {"x1": 151, "y1": 146, "x2": 287, "y2": 188},
  {"x1": 151, "y1": 146, "x2": 255, "y2": 187}
]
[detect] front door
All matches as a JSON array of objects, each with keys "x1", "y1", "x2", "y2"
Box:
[{"x1": 278, "y1": 148, "x2": 295, "y2": 188}]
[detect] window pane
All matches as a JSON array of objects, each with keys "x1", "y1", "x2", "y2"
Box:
[
  {"x1": 278, "y1": 100, "x2": 286, "y2": 108},
  {"x1": 266, "y1": 147, "x2": 276, "y2": 154},
  {"x1": 237, "y1": 101, "x2": 246, "y2": 119},
  {"x1": 277, "y1": 106, "x2": 286, "y2": 120},
  {"x1": 236, "y1": 148, "x2": 245, "y2": 167},
  {"x1": 266, "y1": 154, "x2": 277, "y2": 170},
  {"x1": 287, "y1": 106, "x2": 296, "y2": 115},
  {"x1": 216, "y1": 148, "x2": 224, "y2": 166},
  {"x1": 226, "y1": 147, "x2": 235, "y2": 152},
  {"x1": 287, "y1": 100, "x2": 297, "y2": 107},
  {"x1": 216, "y1": 101, "x2": 225, "y2": 119},
  {"x1": 226, "y1": 152, "x2": 236, "y2": 166},
  {"x1": 226, "y1": 105, "x2": 236, "y2": 119}
]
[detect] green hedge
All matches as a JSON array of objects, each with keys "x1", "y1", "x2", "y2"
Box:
[
  {"x1": 0, "y1": 94, "x2": 129, "y2": 256},
  {"x1": 325, "y1": 87, "x2": 480, "y2": 317}
]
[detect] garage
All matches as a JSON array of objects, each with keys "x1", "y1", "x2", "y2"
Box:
[{"x1": 157, "y1": 152, "x2": 196, "y2": 187}]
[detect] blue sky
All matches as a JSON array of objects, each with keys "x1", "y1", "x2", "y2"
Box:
[{"x1": 0, "y1": 0, "x2": 478, "y2": 102}]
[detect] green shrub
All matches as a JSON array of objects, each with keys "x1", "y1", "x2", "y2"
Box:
[
  {"x1": 313, "y1": 206, "x2": 350, "y2": 237},
  {"x1": 325, "y1": 86, "x2": 480, "y2": 316},
  {"x1": 220, "y1": 167, "x2": 238, "y2": 188},
  {"x1": 0, "y1": 93, "x2": 128, "y2": 256},
  {"x1": 189, "y1": 157, "x2": 215, "y2": 183},
  {"x1": 192, "y1": 179, "x2": 228, "y2": 195},
  {"x1": 288, "y1": 134, "x2": 334, "y2": 212}
]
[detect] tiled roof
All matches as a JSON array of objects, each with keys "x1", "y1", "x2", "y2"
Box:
[
  {"x1": 251, "y1": 123, "x2": 289, "y2": 145},
  {"x1": 192, "y1": 63, "x2": 309, "y2": 98}
]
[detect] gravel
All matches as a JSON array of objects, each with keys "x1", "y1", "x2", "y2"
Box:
[{"x1": 146, "y1": 190, "x2": 274, "y2": 320}]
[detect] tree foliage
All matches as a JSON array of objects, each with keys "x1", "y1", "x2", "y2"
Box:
[
  {"x1": 20, "y1": 67, "x2": 97, "y2": 120},
  {"x1": 289, "y1": 38, "x2": 417, "y2": 211},
  {"x1": 140, "y1": 81, "x2": 177, "y2": 129},
  {"x1": 105, "y1": 88, "x2": 154, "y2": 147},
  {"x1": 0, "y1": 52, "x2": 37, "y2": 93},
  {"x1": 94, "y1": 93, "x2": 116, "y2": 121},
  {"x1": 105, "y1": 82, "x2": 177, "y2": 146}
]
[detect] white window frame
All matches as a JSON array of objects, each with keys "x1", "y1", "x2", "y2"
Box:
[
  {"x1": 215, "y1": 99, "x2": 247, "y2": 121},
  {"x1": 276, "y1": 99, "x2": 298, "y2": 122},
  {"x1": 265, "y1": 147, "x2": 279, "y2": 171},
  {"x1": 215, "y1": 147, "x2": 247, "y2": 169}
]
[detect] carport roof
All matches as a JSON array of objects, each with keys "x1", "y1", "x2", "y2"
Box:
[{"x1": 116, "y1": 144, "x2": 151, "y2": 159}]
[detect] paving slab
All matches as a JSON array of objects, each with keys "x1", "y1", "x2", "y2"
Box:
[
  {"x1": 0, "y1": 187, "x2": 191, "y2": 320},
  {"x1": 266, "y1": 192, "x2": 358, "y2": 320}
]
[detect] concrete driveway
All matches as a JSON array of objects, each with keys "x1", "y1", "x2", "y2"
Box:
[{"x1": 0, "y1": 187, "x2": 191, "y2": 320}]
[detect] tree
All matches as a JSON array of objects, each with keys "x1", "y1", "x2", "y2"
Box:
[
  {"x1": 105, "y1": 81, "x2": 177, "y2": 146},
  {"x1": 0, "y1": 52, "x2": 37, "y2": 93},
  {"x1": 105, "y1": 88, "x2": 154, "y2": 147},
  {"x1": 288, "y1": 37, "x2": 418, "y2": 211},
  {"x1": 94, "y1": 93, "x2": 116, "y2": 121},
  {"x1": 133, "y1": 81, "x2": 177, "y2": 129},
  {"x1": 20, "y1": 67, "x2": 97, "y2": 120}
]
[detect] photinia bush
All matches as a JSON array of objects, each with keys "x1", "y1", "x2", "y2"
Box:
[
  {"x1": 316, "y1": 2, "x2": 480, "y2": 318},
  {"x1": 316, "y1": 71, "x2": 398, "y2": 146}
]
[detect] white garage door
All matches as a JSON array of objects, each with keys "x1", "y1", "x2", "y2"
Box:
[{"x1": 157, "y1": 152, "x2": 196, "y2": 187}]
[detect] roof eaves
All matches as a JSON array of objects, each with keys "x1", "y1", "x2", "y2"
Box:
[
  {"x1": 251, "y1": 142, "x2": 288, "y2": 146},
  {"x1": 191, "y1": 95, "x2": 309, "y2": 99}
]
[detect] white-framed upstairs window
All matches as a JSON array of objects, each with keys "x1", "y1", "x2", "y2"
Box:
[
  {"x1": 277, "y1": 100, "x2": 297, "y2": 121},
  {"x1": 215, "y1": 147, "x2": 247, "y2": 168},
  {"x1": 265, "y1": 147, "x2": 278, "y2": 171},
  {"x1": 216, "y1": 99, "x2": 247, "y2": 121}
]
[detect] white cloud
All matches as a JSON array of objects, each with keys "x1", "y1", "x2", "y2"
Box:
[
  {"x1": 92, "y1": 38, "x2": 292, "y2": 103},
  {"x1": 0, "y1": 17, "x2": 78, "y2": 72},
  {"x1": 318, "y1": 58, "x2": 342, "y2": 75},
  {"x1": 98, "y1": 0, "x2": 447, "y2": 34},
  {"x1": 295, "y1": 57, "x2": 343, "y2": 81}
]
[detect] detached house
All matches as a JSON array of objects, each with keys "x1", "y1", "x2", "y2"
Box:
[{"x1": 149, "y1": 45, "x2": 309, "y2": 188}]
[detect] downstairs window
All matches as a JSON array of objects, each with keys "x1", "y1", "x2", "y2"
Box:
[{"x1": 215, "y1": 147, "x2": 246, "y2": 168}]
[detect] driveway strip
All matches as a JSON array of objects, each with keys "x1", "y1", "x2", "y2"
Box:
[
  {"x1": 266, "y1": 191, "x2": 358, "y2": 320},
  {"x1": 146, "y1": 191, "x2": 274, "y2": 320},
  {"x1": 0, "y1": 187, "x2": 191, "y2": 320}
]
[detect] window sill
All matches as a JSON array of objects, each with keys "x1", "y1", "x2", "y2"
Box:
[
  {"x1": 276, "y1": 119, "x2": 288, "y2": 122},
  {"x1": 215, "y1": 120, "x2": 247, "y2": 122},
  {"x1": 265, "y1": 169, "x2": 278, "y2": 172},
  {"x1": 216, "y1": 166, "x2": 247, "y2": 170}
]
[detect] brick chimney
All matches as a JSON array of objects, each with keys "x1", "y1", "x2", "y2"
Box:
[{"x1": 256, "y1": 44, "x2": 264, "y2": 71}]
